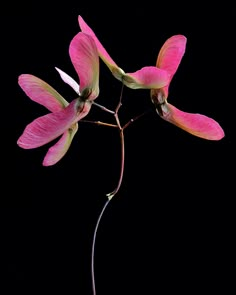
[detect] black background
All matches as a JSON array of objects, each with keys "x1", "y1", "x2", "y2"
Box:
[{"x1": 2, "y1": 1, "x2": 234, "y2": 294}]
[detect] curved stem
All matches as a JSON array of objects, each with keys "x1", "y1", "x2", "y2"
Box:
[
  {"x1": 91, "y1": 127, "x2": 124, "y2": 295},
  {"x1": 90, "y1": 83, "x2": 125, "y2": 295},
  {"x1": 91, "y1": 198, "x2": 111, "y2": 295}
]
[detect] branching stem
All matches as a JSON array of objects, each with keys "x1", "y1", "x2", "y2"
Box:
[{"x1": 89, "y1": 83, "x2": 149, "y2": 295}]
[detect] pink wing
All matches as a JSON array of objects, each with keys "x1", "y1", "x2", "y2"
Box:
[
  {"x1": 42, "y1": 123, "x2": 78, "y2": 166},
  {"x1": 42, "y1": 102, "x2": 91, "y2": 165},
  {"x1": 79, "y1": 15, "x2": 172, "y2": 88},
  {"x1": 124, "y1": 66, "x2": 170, "y2": 89},
  {"x1": 18, "y1": 74, "x2": 69, "y2": 112},
  {"x1": 17, "y1": 99, "x2": 91, "y2": 149},
  {"x1": 78, "y1": 15, "x2": 121, "y2": 74},
  {"x1": 156, "y1": 35, "x2": 187, "y2": 98},
  {"x1": 69, "y1": 32, "x2": 99, "y2": 100},
  {"x1": 160, "y1": 102, "x2": 225, "y2": 140}
]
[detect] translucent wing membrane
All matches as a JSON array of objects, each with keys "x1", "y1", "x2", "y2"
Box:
[
  {"x1": 42, "y1": 123, "x2": 79, "y2": 166},
  {"x1": 160, "y1": 102, "x2": 225, "y2": 140},
  {"x1": 156, "y1": 35, "x2": 187, "y2": 98},
  {"x1": 18, "y1": 74, "x2": 69, "y2": 111},
  {"x1": 78, "y1": 15, "x2": 120, "y2": 73},
  {"x1": 124, "y1": 66, "x2": 170, "y2": 89},
  {"x1": 17, "y1": 99, "x2": 90, "y2": 149},
  {"x1": 69, "y1": 32, "x2": 99, "y2": 100},
  {"x1": 78, "y1": 15, "x2": 170, "y2": 90}
]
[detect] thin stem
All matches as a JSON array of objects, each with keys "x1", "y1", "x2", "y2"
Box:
[
  {"x1": 91, "y1": 198, "x2": 111, "y2": 295},
  {"x1": 106, "y1": 128, "x2": 125, "y2": 200},
  {"x1": 123, "y1": 109, "x2": 152, "y2": 130},
  {"x1": 91, "y1": 84, "x2": 125, "y2": 295},
  {"x1": 91, "y1": 82, "x2": 147, "y2": 295},
  {"x1": 80, "y1": 119, "x2": 118, "y2": 128},
  {"x1": 106, "y1": 83, "x2": 125, "y2": 199},
  {"x1": 92, "y1": 101, "x2": 115, "y2": 114},
  {"x1": 115, "y1": 83, "x2": 124, "y2": 113}
]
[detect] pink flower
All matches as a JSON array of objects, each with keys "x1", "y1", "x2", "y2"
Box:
[
  {"x1": 17, "y1": 32, "x2": 99, "y2": 166},
  {"x1": 150, "y1": 35, "x2": 225, "y2": 140},
  {"x1": 78, "y1": 15, "x2": 170, "y2": 90}
]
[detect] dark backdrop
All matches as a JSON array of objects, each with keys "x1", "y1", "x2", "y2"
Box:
[{"x1": 2, "y1": 1, "x2": 234, "y2": 294}]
